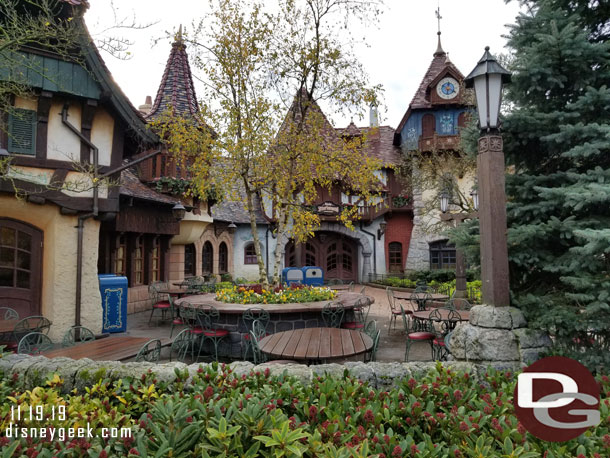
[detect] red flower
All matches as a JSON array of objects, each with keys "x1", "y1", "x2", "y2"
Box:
[
  {"x1": 459, "y1": 421, "x2": 468, "y2": 431},
  {"x1": 128, "y1": 449, "x2": 140, "y2": 456},
  {"x1": 309, "y1": 405, "x2": 318, "y2": 419},
  {"x1": 203, "y1": 386, "x2": 214, "y2": 400},
  {"x1": 453, "y1": 390, "x2": 463, "y2": 400},
  {"x1": 363, "y1": 409, "x2": 375, "y2": 423},
  {"x1": 186, "y1": 416, "x2": 193, "y2": 423},
  {"x1": 392, "y1": 446, "x2": 402, "y2": 457}
]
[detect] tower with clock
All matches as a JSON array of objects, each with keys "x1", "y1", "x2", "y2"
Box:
[{"x1": 392, "y1": 6, "x2": 475, "y2": 271}]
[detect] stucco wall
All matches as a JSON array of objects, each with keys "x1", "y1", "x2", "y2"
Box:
[
  {"x1": 233, "y1": 226, "x2": 275, "y2": 281},
  {"x1": 0, "y1": 196, "x2": 103, "y2": 341},
  {"x1": 47, "y1": 102, "x2": 82, "y2": 163}
]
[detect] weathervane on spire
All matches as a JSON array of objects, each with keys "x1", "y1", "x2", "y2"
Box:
[
  {"x1": 436, "y1": 2, "x2": 442, "y2": 36},
  {"x1": 434, "y1": 1, "x2": 445, "y2": 56}
]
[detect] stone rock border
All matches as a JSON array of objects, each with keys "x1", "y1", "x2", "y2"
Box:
[{"x1": 0, "y1": 353, "x2": 525, "y2": 394}]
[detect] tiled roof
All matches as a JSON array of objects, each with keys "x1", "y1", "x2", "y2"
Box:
[
  {"x1": 335, "y1": 125, "x2": 401, "y2": 167},
  {"x1": 120, "y1": 168, "x2": 184, "y2": 206},
  {"x1": 146, "y1": 30, "x2": 199, "y2": 121},
  {"x1": 211, "y1": 183, "x2": 267, "y2": 224}
]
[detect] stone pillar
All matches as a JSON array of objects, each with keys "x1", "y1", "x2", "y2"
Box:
[
  {"x1": 449, "y1": 305, "x2": 552, "y2": 370},
  {"x1": 361, "y1": 252, "x2": 372, "y2": 283}
]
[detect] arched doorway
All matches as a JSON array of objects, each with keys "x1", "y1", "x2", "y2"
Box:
[
  {"x1": 285, "y1": 231, "x2": 358, "y2": 282},
  {"x1": 0, "y1": 218, "x2": 43, "y2": 317}
]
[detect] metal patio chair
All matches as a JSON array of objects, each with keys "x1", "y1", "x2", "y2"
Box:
[
  {"x1": 62, "y1": 326, "x2": 95, "y2": 347},
  {"x1": 18, "y1": 332, "x2": 54, "y2": 355},
  {"x1": 136, "y1": 339, "x2": 162, "y2": 363}
]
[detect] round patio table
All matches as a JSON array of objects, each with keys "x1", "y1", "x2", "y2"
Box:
[{"x1": 259, "y1": 327, "x2": 372, "y2": 362}]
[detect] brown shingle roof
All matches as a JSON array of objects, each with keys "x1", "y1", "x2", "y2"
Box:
[
  {"x1": 120, "y1": 168, "x2": 184, "y2": 206},
  {"x1": 335, "y1": 125, "x2": 401, "y2": 166},
  {"x1": 146, "y1": 30, "x2": 199, "y2": 121}
]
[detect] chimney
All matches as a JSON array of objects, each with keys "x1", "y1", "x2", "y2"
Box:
[
  {"x1": 138, "y1": 95, "x2": 153, "y2": 115},
  {"x1": 369, "y1": 103, "x2": 379, "y2": 127}
]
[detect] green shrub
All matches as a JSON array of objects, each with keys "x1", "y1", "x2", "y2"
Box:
[
  {"x1": 214, "y1": 281, "x2": 234, "y2": 292},
  {"x1": 220, "y1": 273, "x2": 233, "y2": 282},
  {"x1": 0, "y1": 364, "x2": 607, "y2": 457}
]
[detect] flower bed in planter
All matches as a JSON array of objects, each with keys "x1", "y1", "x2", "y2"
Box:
[
  {"x1": 0, "y1": 363, "x2": 607, "y2": 457},
  {"x1": 216, "y1": 284, "x2": 337, "y2": 305}
]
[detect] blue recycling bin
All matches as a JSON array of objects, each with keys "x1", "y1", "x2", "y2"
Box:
[
  {"x1": 98, "y1": 274, "x2": 128, "y2": 333},
  {"x1": 282, "y1": 267, "x2": 304, "y2": 286},
  {"x1": 302, "y1": 266, "x2": 324, "y2": 286}
]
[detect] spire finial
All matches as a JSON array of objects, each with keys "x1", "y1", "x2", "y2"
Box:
[
  {"x1": 175, "y1": 24, "x2": 183, "y2": 44},
  {"x1": 434, "y1": 2, "x2": 446, "y2": 56}
]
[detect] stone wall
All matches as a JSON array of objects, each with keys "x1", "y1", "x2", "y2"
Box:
[
  {"x1": 127, "y1": 285, "x2": 152, "y2": 314},
  {"x1": 0, "y1": 353, "x2": 506, "y2": 394}
]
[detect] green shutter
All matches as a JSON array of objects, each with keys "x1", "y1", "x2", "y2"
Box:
[{"x1": 8, "y1": 109, "x2": 37, "y2": 155}]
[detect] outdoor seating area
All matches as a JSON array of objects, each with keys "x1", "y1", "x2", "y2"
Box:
[{"x1": 0, "y1": 284, "x2": 470, "y2": 365}]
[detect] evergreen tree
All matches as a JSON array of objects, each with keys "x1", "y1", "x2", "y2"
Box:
[{"x1": 502, "y1": 0, "x2": 610, "y2": 370}]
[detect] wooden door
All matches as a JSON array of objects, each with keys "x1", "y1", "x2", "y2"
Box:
[
  {"x1": 0, "y1": 218, "x2": 42, "y2": 317},
  {"x1": 324, "y1": 237, "x2": 357, "y2": 283}
]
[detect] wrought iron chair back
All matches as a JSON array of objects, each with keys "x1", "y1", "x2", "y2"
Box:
[
  {"x1": 249, "y1": 329, "x2": 267, "y2": 365},
  {"x1": 14, "y1": 316, "x2": 51, "y2": 339},
  {"x1": 18, "y1": 332, "x2": 53, "y2": 355},
  {"x1": 354, "y1": 297, "x2": 371, "y2": 325},
  {"x1": 250, "y1": 319, "x2": 267, "y2": 342},
  {"x1": 170, "y1": 329, "x2": 193, "y2": 362},
  {"x1": 446, "y1": 298, "x2": 472, "y2": 311},
  {"x1": 179, "y1": 303, "x2": 203, "y2": 328},
  {"x1": 196, "y1": 304, "x2": 221, "y2": 330},
  {"x1": 441, "y1": 309, "x2": 462, "y2": 335},
  {"x1": 148, "y1": 281, "x2": 169, "y2": 304},
  {"x1": 62, "y1": 326, "x2": 95, "y2": 347},
  {"x1": 243, "y1": 307, "x2": 270, "y2": 333},
  {"x1": 410, "y1": 291, "x2": 432, "y2": 311},
  {"x1": 365, "y1": 330, "x2": 380, "y2": 362},
  {"x1": 0, "y1": 307, "x2": 18, "y2": 320},
  {"x1": 348, "y1": 281, "x2": 355, "y2": 291},
  {"x1": 364, "y1": 320, "x2": 377, "y2": 340},
  {"x1": 322, "y1": 302, "x2": 345, "y2": 328},
  {"x1": 359, "y1": 285, "x2": 366, "y2": 295},
  {"x1": 136, "y1": 339, "x2": 162, "y2": 363}
]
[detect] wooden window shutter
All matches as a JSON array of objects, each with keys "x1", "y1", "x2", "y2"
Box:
[{"x1": 8, "y1": 108, "x2": 36, "y2": 155}]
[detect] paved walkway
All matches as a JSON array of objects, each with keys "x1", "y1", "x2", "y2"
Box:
[{"x1": 122, "y1": 284, "x2": 433, "y2": 363}]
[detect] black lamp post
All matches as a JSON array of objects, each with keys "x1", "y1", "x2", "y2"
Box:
[{"x1": 465, "y1": 47, "x2": 511, "y2": 307}]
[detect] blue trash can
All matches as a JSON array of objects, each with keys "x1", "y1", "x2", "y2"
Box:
[
  {"x1": 98, "y1": 274, "x2": 128, "y2": 333},
  {"x1": 282, "y1": 267, "x2": 304, "y2": 286},
  {"x1": 302, "y1": 266, "x2": 324, "y2": 286}
]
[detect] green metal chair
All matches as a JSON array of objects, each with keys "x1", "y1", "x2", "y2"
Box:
[
  {"x1": 169, "y1": 296, "x2": 185, "y2": 338},
  {"x1": 403, "y1": 305, "x2": 435, "y2": 362},
  {"x1": 322, "y1": 302, "x2": 345, "y2": 328},
  {"x1": 342, "y1": 297, "x2": 370, "y2": 330},
  {"x1": 432, "y1": 309, "x2": 461, "y2": 360},
  {"x1": 348, "y1": 281, "x2": 355, "y2": 292},
  {"x1": 386, "y1": 287, "x2": 403, "y2": 333},
  {"x1": 62, "y1": 326, "x2": 95, "y2": 347},
  {"x1": 18, "y1": 332, "x2": 53, "y2": 355},
  {"x1": 410, "y1": 291, "x2": 432, "y2": 311},
  {"x1": 0, "y1": 307, "x2": 18, "y2": 320},
  {"x1": 359, "y1": 285, "x2": 366, "y2": 295},
  {"x1": 169, "y1": 329, "x2": 194, "y2": 363},
  {"x1": 148, "y1": 281, "x2": 171, "y2": 325},
  {"x1": 136, "y1": 339, "x2": 162, "y2": 363},
  {"x1": 242, "y1": 307, "x2": 270, "y2": 360},
  {"x1": 364, "y1": 320, "x2": 377, "y2": 340},
  {"x1": 198, "y1": 304, "x2": 229, "y2": 361},
  {"x1": 364, "y1": 330, "x2": 380, "y2": 363},
  {"x1": 446, "y1": 298, "x2": 472, "y2": 311},
  {"x1": 248, "y1": 320, "x2": 269, "y2": 365}
]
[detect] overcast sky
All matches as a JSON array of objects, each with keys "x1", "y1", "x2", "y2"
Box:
[{"x1": 86, "y1": 0, "x2": 522, "y2": 128}]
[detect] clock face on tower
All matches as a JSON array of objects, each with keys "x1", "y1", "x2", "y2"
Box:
[{"x1": 436, "y1": 77, "x2": 459, "y2": 100}]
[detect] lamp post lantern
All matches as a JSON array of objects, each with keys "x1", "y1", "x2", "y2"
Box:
[{"x1": 465, "y1": 47, "x2": 511, "y2": 307}]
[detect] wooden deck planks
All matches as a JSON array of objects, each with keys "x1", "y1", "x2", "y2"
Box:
[{"x1": 306, "y1": 328, "x2": 321, "y2": 359}]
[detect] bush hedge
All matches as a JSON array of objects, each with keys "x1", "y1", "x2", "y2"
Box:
[{"x1": 0, "y1": 363, "x2": 607, "y2": 457}]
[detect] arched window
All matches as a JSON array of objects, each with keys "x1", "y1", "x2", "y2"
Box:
[
  {"x1": 422, "y1": 113, "x2": 435, "y2": 138},
  {"x1": 429, "y1": 240, "x2": 456, "y2": 270},
  {"x1": 185, "y1": 244, "x2": 196, "y2": 277},
  {"x1": 202, "y1": 242, "x2": 213, "y2": 274},
  {"x1": 218, "y1": 242, "x2": 228, "y2": 273},
  {"x1": 388, "y1": 242, "x2": 403, "y2": 272},
  {"x1": 244, "y1": 243, "x2": 258, "y2": 264}
]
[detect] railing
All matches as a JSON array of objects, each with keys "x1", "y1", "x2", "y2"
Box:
[{"x1": 418, "y1": 134, "x2": 461, "y2": 153}]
